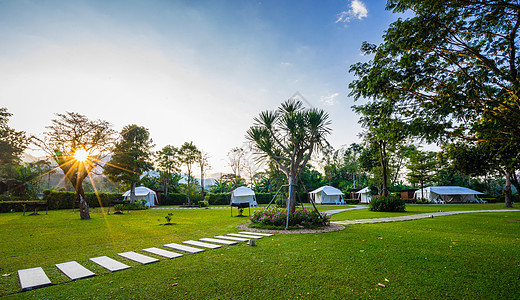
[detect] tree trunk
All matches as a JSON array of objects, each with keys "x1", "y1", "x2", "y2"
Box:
[
  {"x1": 201, "y1": 171, "x2": 205, "y2": 202},
  {"x1": 378, "y1": 140, "x2": 389, "y2": 197},
  {"x1": 504, "y1": 169, "x2": 513, "y2": 207},
  {"x1": 287, "y1": 174, "x2": 298, "y2": 214},
  {"x1": 76, "y1": 183, "x2": 90, "y2": 220},
  {"x1": 130, "y1": 181, "x2": 136, "y2": 203}
]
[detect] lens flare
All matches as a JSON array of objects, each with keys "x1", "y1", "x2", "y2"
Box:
[{"x1": 74, "y1": 149, "x2": 89, "y2": 162}]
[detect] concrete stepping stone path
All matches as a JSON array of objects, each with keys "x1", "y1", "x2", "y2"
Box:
[
  {"x1": 183, "y1": 240, "x2": 221, "y2": 249},
  {"x1": 142, "y1": 247, "x2": 184, "y2": 259},
  {"x1": 214, "y1": 235, "x2": 249, "y2": 242},
  {"x1": 18, "y1": 267, "x2": 52, "y2": 291},
  {"x1": 163, "y1": 243, "x2": 204, "y2": 253},
  {"x1": 227, "y1": 233, "x2": 263, "y2": 239},
  {"x1": 55, "y1": 261, "x2": 95, "y2": 281},
  {"x1": 239, "y1": 231, "x2": 273, "y2": 237},
  {"x1": 118, "y1": 251, "x2": 159, "y2": 265},
  {"x1": 199, "y1": 238, "x2": 238, "y2": 245},
  {"x1": 90, "y1": 256, "x2": 131, "y2": 272}
]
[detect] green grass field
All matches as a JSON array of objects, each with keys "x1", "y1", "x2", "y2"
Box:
[{"x1": 1, "y1": 204, "x2": 519, "y2": 299}]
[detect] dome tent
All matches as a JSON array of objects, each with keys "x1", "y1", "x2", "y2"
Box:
[
  {"x1": 309, "y1": 186, "x2": 345, "y2": 205},
  {"x1": 122, "y1": 186, "x2": 158, "y2": 207}
]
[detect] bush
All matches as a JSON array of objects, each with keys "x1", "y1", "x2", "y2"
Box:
[
  {"x1": 369, "y1": 195, "x2": 406, "y2": 212},
  {"x1": 199, "y1": 200, "x2": 209, "y2": 207},
  {"x1": 126, "y1": 198, "x2": 148, "y2": 210},
  {"x1": 250, "y1": 208, "x2": 329, "y2": 228},
  {"x1": 344, "y1": 199, "x2": 360, "y2": 204}
]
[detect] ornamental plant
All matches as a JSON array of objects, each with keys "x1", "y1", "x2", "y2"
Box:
[
  {"x1": 250, "y1": 208, "x2": 329, "y2": 228},
  {"x1": 369, "y1": 195, "x2": 405, "y2": 212}
]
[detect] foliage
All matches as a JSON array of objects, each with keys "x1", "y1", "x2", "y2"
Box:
[
  {"x1": 250, "y1": 208, "x2": 329, "y2": 228},
  {"x1": 33, "y1": 112, "x2": 115, "y2": 219},
  {"x1": 178, "y1": 141, "x2": 201, "y2": 206},
  {"x1": 155, "y1": 145, "x2": 180, "y2": 196},
  {"x1": 247, "y1": 99, "x2": 331, "y2": 213},
  {"x1": 0, "y1": 108, "x2": 27, "y2": 182},
  {"x1": 39, "y1": 190, "x2": 123, "y2": 210},
  {"x1": 104, "y1": 124, "x2": 154, "y2": 202},
  {"x1": 406, "y1": 149, "x2": 438, "y2": 190},
  {"x1": 199, "y1": 200, "x2": 209, "y2": 207},
  {"x1": 164, "y1": 212, "x2": 173, "y2": 224},
  {"x1": 349, "y1": 0, "x2": 520, "y2": 206},
  {"x1": 127, "y1": 198, "x2": 149, "y2": 210},
  {"x1": 369, "y1": 195, "x2": 406, "y2": 212},
  {"x1": 113, "y1": 204, "x2": 124, "y2": 214}
]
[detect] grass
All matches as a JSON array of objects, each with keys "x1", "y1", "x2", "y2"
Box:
[{"x1": 1, "y1": 204, "x2": 519, "y2": 299}]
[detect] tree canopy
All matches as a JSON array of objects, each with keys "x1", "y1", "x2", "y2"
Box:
[
  {"x1": 104, "y1": 125, "x2": 154, "y2": 201},
  {"x1": 0, "y1": 108, "x2": 27, "y2": 182}
]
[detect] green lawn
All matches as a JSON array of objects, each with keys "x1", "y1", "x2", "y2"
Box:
[{"x1": 1, "y1": 204, "x2": 519, "y2": 299}]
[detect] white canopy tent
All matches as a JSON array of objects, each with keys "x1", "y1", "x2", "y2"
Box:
[
  {"x1": 356, "y1": 187, "x2": 372, "y2": 204},
  {"x1": 122, "y1": 186, "x2": 158, "y2": 207},
  {"x1": 309, "y1": 186, "x2": 345, "y2": 205},
  {"x1": 230, "y1": 186, "x2": 258, "y2": 207},
  {"x1": 414, "y1": 186, "x2": 485, "y2": 203}
]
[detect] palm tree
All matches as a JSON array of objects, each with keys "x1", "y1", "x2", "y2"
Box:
[{"x1": 246, "y1": 99, "x2": 331, "y2": 214}]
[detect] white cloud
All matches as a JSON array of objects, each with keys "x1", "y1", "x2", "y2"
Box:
[
  {"x1": 336, "y1": 0, "x2": 368, "y2": 23},
  {"x1": 320, "y1": 93, "x2": 340, "y2": 106}
]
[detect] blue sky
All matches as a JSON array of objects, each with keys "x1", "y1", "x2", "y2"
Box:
[{"x1": 0, "y1": 0, "x2": 403, "y2": 173}]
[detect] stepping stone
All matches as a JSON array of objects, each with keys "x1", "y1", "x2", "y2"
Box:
[
  {"x1": 163, "y1": 243, "x2": 204, "y2": 253},
  {"x1": 183, "y1": 240, "x2": 221, "y2": 249},
  {"x1": 90, "y1": 256, "x2": 130, "y2": 272},
  {"x1": 56, "y1": 261, "x2": 95, "y2": 281},
  {"x1": 227, "y1": 233, "x2": 263, "y2": 239},
  {"x1": 239, "y1": 231, "x2": 273, "y2": 237},
  {"x1": 142, "y1": 247, "x2": 184, "y2": 259},
  {"x1": 18, "y1": 267, "x2": 52, "y2": 291},
  {"x1": 200, "y1": 238, "x2": 237, "y2": 245},
  {"x1": 118, "y1": 251, "x2": 159, "y2": 264},
  {"x1": 214, "y1": 235, "x2": 249, "y2": 242}
]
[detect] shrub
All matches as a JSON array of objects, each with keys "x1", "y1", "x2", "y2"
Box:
[
  {"x1": 369, "y1": 195, "x2": 406, "y2": 212},
  {"x1": 250, "y1": 208, "x2": 329, "y2": 228},
  {"x1": 199, "y1": 200, "x2": 209, "y2": 207},
  {"x1": 127, "y1": 199, "x2": 148, "y2": 210},
  {"x1": 344, "y1": 199, "x2": 360, "y2": 204},
  {"x1": 113, "y1": 204, "x2": 124, "y2": 214}
]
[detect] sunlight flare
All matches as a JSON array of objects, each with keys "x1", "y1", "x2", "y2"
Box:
[{"x1": 74, "y1": 149, "x2": 89, "y2": 162}]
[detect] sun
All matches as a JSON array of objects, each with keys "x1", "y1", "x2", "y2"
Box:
[{"x1": 74, "y1": 149, "x2": 89, "y2": 162}]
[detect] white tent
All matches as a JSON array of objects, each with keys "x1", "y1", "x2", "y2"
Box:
[
  {"x1": 122, "y1": 186, "x2": 158, "y2": 207},
  {"x1": 356, "y1": 187, "x2": 372, "y2": 204},
  {"x1": 309, "y1": 186, "x2": 345, "y2": 205},
  {"x1": 414, "y1": 186, "x2": 484, "y2": 203},
  {"x1": 230, "y1": 186, "x2": 258, "y2": 207}
]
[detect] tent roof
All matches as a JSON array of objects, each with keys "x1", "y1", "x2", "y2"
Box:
[
  {"x1": 232, "y1": 186, "x2": 255, "y2": 197},
  {"x1": 356, "y1": 187, "x2": 370, "y2": 194},
  {"x1": 122, "y1": 186, "x2": 156, "y2": 197},
  {"x1": 416, "y1": 186, "x2": 484, "y2": 195},
  {"x1": 309, "y1": 186, "x2": 343, "y2": 196}
]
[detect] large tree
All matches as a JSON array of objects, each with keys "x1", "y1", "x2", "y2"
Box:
[
  {"x1": 104, "y1": 125, "x2": 154, "y2": 202},
  {"x1": 34, "y1": 112, "x2": 114, "y2": 219},
  {"x1": 406, "y1": 149, "x2": 438, "y2": 199},
  {"x1": 0, "y1": 108, "x2": 27, "y2": 181},
  {"x1": 178, "y1": 141, "x2": 200, "y2": 206},
  {"x1": 350, "y1": 0, "x2": 520, "y2": 205},
  {"x1": 246, "y1": 99, "x2": 331, "y2": 214}
]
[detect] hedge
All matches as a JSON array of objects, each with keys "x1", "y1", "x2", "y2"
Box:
[
  {"x1": 42, "y1": 190, "x2": 123, "y2": 210},
  {"x1": 160, "y1": 193, "x2": 202, "y2": 206}
]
